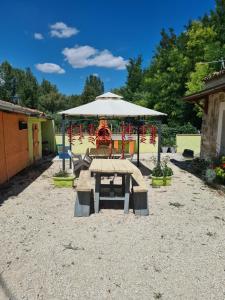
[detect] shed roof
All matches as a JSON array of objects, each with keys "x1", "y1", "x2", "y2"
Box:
[
  {"x1": 183, "y1": 82, "x2": 225, "y2": 102},
  {"x1": 0, "y1": 100, "x2": 48, "y2": 118},
  {"x1": 59, "y1": 92, "x2": 166, "y2": 117}
]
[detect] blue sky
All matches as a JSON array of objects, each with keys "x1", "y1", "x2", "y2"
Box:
[{"x1": 0, "y1": 0, "x2": 215, "y2": 95}]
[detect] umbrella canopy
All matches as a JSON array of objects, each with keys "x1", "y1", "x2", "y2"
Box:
[{"x1": 59, "y1": 92, "x2": 166, "y2": 117}]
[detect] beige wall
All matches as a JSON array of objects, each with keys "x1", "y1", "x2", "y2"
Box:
[
  {"x1": 201, "y1": 92, "x2": 225, "y2": 158},
  {"x1": 55, "y1": 134, "x2": 201, "y2": 155}
]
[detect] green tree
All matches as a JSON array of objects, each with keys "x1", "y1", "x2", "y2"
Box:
[
  {"x1": 0, "y1": 61, "x2": 15, "y2": 100},
  {"x1": 17, "y1": 68, "x2": 39, "y2": 108},
  {"x1": 81, "y1": 75, "x2": 104, "y2": 104},
  {"x1": 123, "y1": 56, "x2": 143, "y2": 100}
]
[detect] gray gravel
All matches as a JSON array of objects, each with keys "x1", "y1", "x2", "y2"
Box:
[{"x1": 0, "y1": 155, "x2": 225, "y2": 300}]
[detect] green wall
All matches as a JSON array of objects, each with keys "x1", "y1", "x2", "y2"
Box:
[
  {"x1": 176, "y1": 134, "x2": 201, "y2": 155},
  {"x1": 41, "y1": 119, "x2": 56, "y2": 153}
]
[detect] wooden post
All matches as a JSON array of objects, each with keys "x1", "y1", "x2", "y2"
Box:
[
  {"x1": 62, "y1": 114, "x2": 66, "y2": 171},
  {"x1": 157, "y1": 120, "x2": 162, "y2": 165}
]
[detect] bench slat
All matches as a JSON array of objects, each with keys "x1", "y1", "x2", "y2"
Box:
[
  {"x1": 76, "y1": 170, "x2": 92, "y2": 192},
  {"x1": 131, "y1": 169, "x2": 148, "y2": 192}
]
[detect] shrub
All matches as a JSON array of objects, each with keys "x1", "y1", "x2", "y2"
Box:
[
  {"x1": 190, "y1": 158, "x2": 210, "y2": 176},
  {"x1": 152, "y1": 165, "x2": 164, "y2": 177},
  {"x1": 53, "y1": 170, "x2": 70, "y2": 177}
]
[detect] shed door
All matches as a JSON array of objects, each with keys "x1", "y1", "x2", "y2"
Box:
[{"x1": 32, "y1": 123, "x2": 39, "y2": 161}]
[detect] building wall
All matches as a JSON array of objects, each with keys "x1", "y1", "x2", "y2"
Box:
[
  {"x1": 0, "y1": 112, "x2": 8, "y2": 184},
  {"x1": 176, "y1": 134, "x2": 201, "y2": 155},
  {"x1": 201, "y1": 92, "x2": 225, "y2": 158},
  {"x1": 0, "y1": 111, "x2": 29, "y2": 184},
  {"x1": 41, "y1": 119, "x2": 56, "y2": 153}
]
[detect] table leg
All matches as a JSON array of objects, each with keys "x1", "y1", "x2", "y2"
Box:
[
  {"x1": 95, "y1": 173, "x2": 100, "y2": 213},
  {"x1": 124, "y1": 174, "x2": 130, "y2": 214},
  {"x1": 122, "y1": 175, "x2": 125, "y2": 195}
]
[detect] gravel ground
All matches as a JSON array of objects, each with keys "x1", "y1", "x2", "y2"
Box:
[{"x1": 0, "y1": 154, "x2": 225, "y2": 300}]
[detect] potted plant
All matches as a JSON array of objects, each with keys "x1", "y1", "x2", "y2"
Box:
[
  {"x1": 162, "y1": 163, "x2": 173, "y2": 185},
  {"x1": 53, "y1": 170, "x2": 75, "y2": 187},
  {"x1": 151, "y1": 164, "x2": 164, "y2": 187},
  {"x1": 161, "y1": 157, "x2": 173, "y2": 185},
  {"x1": 161, "y1": 137, "x2": 170, "y2": 153},
  {"x1": 168, "y1": 137, "x2": 177, "y2": 153}
]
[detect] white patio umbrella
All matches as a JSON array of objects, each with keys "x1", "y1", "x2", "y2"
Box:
[
  {"x1": 59, "y1": 92, "x2": 165, "y2": 117},
  {"x1": 58, "y1": 92, "x2": 166, "y2": 170}
]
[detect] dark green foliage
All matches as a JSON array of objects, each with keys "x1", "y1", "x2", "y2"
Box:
[
  {"x1": 190, "y1": 158, "x2": 210, "y2": 176},
  {"x1": 53, "y1": 170, "x2": 70, "y2": 177},
  {"x1": 152, "y1": 165, "x2": 164, "y2": 177},
  {"x1": 81, "y1": 75, "x2": 104, "y2": 104},
  {"x1": 124, "y1": 56, "x2": 143, "y2": 100},
  {"x1": 161, "y1": 123, "x2": 198, "y2": 146},
  {"x1": 163, "y1": 165, "x2": 173, "y2": 177},
  {"x1": 116, "y1": 2, "x2": 225, "y2": 128}
]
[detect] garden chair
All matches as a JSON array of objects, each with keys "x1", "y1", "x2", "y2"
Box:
[{"x1": 68, "y1": 150, "x2": 92, "y2": 173}]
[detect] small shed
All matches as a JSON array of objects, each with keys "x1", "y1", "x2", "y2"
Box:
[
  {"x1": 0, "y1": 100, "x2": 55, "y2": 184},
  {"x1": 184, "y1": 71, "x2": 225, "y2": 158}
]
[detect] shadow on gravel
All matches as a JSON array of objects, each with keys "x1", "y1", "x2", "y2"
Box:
[
  {"x1": 0, "y1": 157, "x2": 53, "y2": 206},
  {"x1": 0, "y1": 273, "x2": 17, "y2": 300},
  {"x1": 170, "y1": 158, "x2": 197, "y2": 176},
  {"x1": 132, "y1": 161, "x2": 151, "y2": 176}
]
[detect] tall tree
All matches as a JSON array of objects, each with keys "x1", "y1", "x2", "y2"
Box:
[
  {"x1": 81, "y1": 75, "x2": 104, "y2": 104},
  {"x1": 124, "y1": 56, "x2": 143, "y2": 100},
  {"x1": 18, "y1": 68, "x2": 39, "y2": 108}
]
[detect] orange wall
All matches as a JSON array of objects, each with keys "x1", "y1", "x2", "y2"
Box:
[
  {"x1": 0, "y1": 111, "x2": 29, "y2": 184},
  {"x1": 0, "y1": 112, "x2": 7, "y2": 184}
]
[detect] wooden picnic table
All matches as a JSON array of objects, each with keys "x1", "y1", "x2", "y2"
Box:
[{"x1": 89, "y1": 159, "x2": 135, "y2": 213}]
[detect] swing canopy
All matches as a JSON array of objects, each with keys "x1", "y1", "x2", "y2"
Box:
[{"x1": 59, "y1": 92, "x2": 166, "y2": 118}]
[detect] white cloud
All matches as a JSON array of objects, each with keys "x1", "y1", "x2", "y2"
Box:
[
  {"x1": 92, "y1": 73, "x2": 99, "y2": 77},
  {"x1": 50, "y1": 22, "x2": 79, "y2": 38},
  {"x1": 62, "y1": 45, "x2": 128, "y2": 70},
  {"x1": 34, "y1": 33, "x2": 44, "y2": 40},
  {"x1": 35, "y1": 63, "x2": 65, "y2": 74}
]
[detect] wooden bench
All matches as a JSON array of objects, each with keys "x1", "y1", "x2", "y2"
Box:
[
  {"x1": 74, "y1": 170, "x2": 92, "y2": 217},
  {"x1": 131, "y1": 168, "x2": 149, "y2": 216}
]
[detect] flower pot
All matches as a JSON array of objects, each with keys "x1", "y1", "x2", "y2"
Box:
[
  {"x1": 152, "y1": 176, "x2": 164, "y2": 187},
  {"x1": 169, "y1": 147, "x2": 176, "y2": 153},
  {"x1": 161, "y1": 147, "x2": 168, "y2": 153},
  {"x1": 53, "y1": 175, "x2": 75, "y2": 188},
  {"x1": 164, "y1": 176, "x2": 172, "y2": 186}
]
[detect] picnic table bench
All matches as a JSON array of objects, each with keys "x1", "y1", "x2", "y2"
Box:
[
  {"x1": 131, "y1": 168, "x2": 149, "y2": 216},
  {"x1": 74, "y1": 170, "x2": 92, "y2": 217}
]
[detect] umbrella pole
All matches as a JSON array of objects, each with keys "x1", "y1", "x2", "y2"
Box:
[
  {"x1": 137, "y1": 123, "x2": 140, "y2": 168},
  {"x1": 69, "y1": 121, "x2": 72, "y2": 169},
  {"x1": 157, "y1": 120, "x2": 162, "y2": 165},
  {"x1": 62, "y1": 114, "x2": 66, "y2": 171}
]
